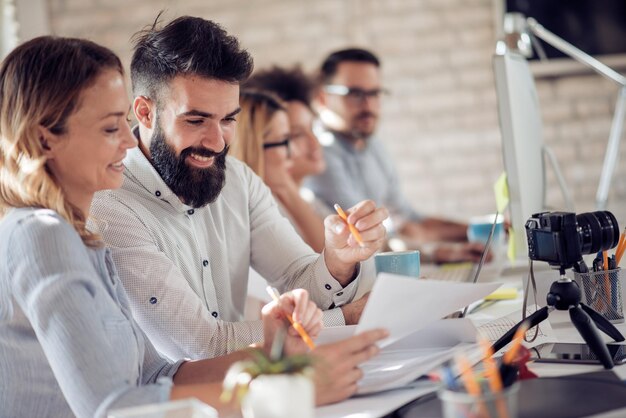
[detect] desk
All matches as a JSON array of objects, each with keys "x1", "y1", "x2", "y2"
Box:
[
  {"x1": 318, "y1": 267, "x2": 626, "y2": 418},
  {"x1": 397, "y1": 275, "x2": 626, "y2": 418}
]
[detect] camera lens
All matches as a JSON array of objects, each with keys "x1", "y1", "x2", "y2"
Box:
[{"x1": 576, "y1": 211, "x2": 619, "y2": 255}]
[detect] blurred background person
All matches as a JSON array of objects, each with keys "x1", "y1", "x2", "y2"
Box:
[
  {"x1": 307, "y1": 48, "x2": 489, "y2": 264},
  {"x1": 231, "y1": 89, "x2": 326, "y2": 252},
  {"x1": 244, "y1": 66, "x2": 332, "y2": 218}
]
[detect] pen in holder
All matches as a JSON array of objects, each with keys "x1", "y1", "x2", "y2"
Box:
[{"x1": 574, "y1": 268, "x2": 624, "y2": 324}]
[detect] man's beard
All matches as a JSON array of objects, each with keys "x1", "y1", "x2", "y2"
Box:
[
  {"x1": 350, "y1": 111, "x2": 377, "y2": 139},
  {"x1": 149, "y1": 121, "x2": 228, "y2": 208}
]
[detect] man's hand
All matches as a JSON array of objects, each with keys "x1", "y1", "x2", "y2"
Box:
[
  {"x1": 433, "y1": 242, "x2": 492, "y2": 263},
  {"x1": 324, "y1": 200, "x2": 388, "y2": 284},
  {"x1": 261, "y1": 289, "x2": 323, "y2": 356},
  {"x1": 340, "y1": 292, "x2": 370, "y2": 325},
  {"x1": 312, "y1": 328, "x2": 388, "y2": 405}
]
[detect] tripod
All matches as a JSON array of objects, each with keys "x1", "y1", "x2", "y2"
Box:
[{"x1": 491, "y1": 269, "x2": 625, "y2": 369}]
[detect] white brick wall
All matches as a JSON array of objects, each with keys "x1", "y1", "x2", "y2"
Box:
[{"x1": 45, "y1": 0, "x2": 626, "y2": 223}]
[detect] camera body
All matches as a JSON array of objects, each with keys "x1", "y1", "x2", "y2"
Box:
[{"x1": 526, "y1": 211, "x2": 619, "y2": 270}]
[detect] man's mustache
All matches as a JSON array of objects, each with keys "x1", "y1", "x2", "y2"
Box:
[
  {"x1": 356, "y1": 112, "x2": 376, "y2": 120},
  {"x1": 181, "y1": 145, "x2": 230, "y2": 159}
]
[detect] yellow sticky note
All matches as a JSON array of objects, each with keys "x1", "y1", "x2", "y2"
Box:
[
  {"x1": 485, "y1": 287, "x2": 518, "y2": 300},
  {"x1": 507, "y1": 228, "x2": 516, "y2": 263},
  {"x1": 494, "y1": 172, "x2": 510, "y2": 214}
]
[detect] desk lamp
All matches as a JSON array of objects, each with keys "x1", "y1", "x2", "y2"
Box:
[{"x1": 502, "y1": 12, "x2": 626, "y2": 211}]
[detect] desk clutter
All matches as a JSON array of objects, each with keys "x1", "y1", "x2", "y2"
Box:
[
  {"x1": 399, "y1": 370, "x2": 626, "y2": 418},
  {"x1": 434, "y1": 325, "x2": 529, "y2": 418}
]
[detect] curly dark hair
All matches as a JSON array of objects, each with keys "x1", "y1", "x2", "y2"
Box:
[{"x1": 244, "y1": 65, "x2": 313, "y2": 107}]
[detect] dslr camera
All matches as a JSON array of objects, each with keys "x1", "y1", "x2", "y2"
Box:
[{"x1": 526, "y1": 211, "x2": 619, "y2": 270}]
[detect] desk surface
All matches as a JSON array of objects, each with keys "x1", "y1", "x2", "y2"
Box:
[
  {"x1": 394, "y1": 267, "x2": 626, "y2": 418},
  {"x1": 318, "y1": 265, "x2": 626, "y2": 418}
]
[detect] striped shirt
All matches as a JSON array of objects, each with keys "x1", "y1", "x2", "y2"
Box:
[{"x1": 91, "y1": 147, "x2": 357, "y2": 361}]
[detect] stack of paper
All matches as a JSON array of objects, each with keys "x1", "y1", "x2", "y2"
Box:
[{"x1": 317, "y1": 274, "x2": 501, "y2": 394}]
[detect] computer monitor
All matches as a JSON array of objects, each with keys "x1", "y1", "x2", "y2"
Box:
[{"x1": 493, "y1": 51, "x2": 546, "y2": 261}]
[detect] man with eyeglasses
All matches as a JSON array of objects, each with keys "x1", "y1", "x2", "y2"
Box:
[{"x1": 306, "y1": 48, "x2": 488, "y2": 263}]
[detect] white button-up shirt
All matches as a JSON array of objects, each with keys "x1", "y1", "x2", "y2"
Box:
[{"x1": 91, "y1": 147, "x2": 357, "y2": 360}]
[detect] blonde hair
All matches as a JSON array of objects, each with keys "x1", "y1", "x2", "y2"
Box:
[
  {"x1": 231, "y1": 90, "x2": 286, "y2": 179},
  {"x1": 0, "y1": 36, "x2": 123, "y2": 246}
]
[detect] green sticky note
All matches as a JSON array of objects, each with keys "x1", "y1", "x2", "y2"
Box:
[
  {"x1": 494, "y1": 172, "x2": 510, "y2": 214},
  {"x1": 507, "y1": 228, "x2": 516, "y2": 263}
]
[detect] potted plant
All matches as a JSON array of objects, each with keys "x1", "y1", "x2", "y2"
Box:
[{"x1": 221, "y1": 328, "x2": 315, "y2": 418}]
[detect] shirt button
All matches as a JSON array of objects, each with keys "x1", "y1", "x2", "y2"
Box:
[
  {"x1": 212, "y1": 311, "x2": 218, "y2": 318},
  {"x1": 187, "y1": 209, "x2": 195, "y2": 215},
  {"x1": 337, "y1": 291, "x2": 344, "y2": 297},
  {"x1": 155, "y1": 190, "x2": 161, "y2": 197},
  {"x1": 325, "y1": 284, "x2": 332, "y2": 290},
  {"x1": 202, "y1": 260, "x2": 209, "y2": 267},
  {"x1": 149, "y1": 297, "x2": 157, "y2": 304}
]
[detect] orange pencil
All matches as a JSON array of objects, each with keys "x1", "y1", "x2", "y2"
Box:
[
  {"x1": 614, "y1": 229, "x2": 626, "y2": 263},
  {"x1": 266, "y1": 287, "x2": 316, "y2": 350},
  {"x1": 503, "y1": 322, "x2": 529, "y2": 364},
  {"x1": 334, "y1": 204, "x2": 365, "y2": 248},
  {"x1": 456, "y1": 353, "x2": 490, "y2": 418},
  {"x1": 480, "y1": 338, "x2": 509, "y2": 418}
]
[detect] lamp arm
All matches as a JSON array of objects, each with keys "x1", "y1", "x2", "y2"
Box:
[
  {"x1": 526, "y1": 18, "x2": 626, "y2": 87},
  {"x1": 596, "y1": 87, "x2": 626, "y2": 210}
]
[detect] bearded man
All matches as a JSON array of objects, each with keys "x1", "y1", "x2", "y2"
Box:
[{"x1": 91, "y1": 17, "x2": 387, "y2": 362}]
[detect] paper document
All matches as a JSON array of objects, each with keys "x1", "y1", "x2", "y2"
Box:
[
  {"x1": 355, "y1": 273, "x2": 501, "y2": 347},
  {"x1": 316, "y1": 319, "x2": 480, "y2": 394}
]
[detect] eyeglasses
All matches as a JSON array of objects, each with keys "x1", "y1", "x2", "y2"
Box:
[
  {"x1": 324, "y1": 85, "x2": 389, "y2": 103},
  {"x1": 263, "y1": 137, "x2": 290, "y2": 157}
]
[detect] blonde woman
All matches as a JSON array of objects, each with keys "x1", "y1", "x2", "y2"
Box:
[
  {"x1": 0, "y1": 36, "x2": 379, "y2": 417},
  {"x1": 231, "y1": 90, "x2": 326, "y2": 252}
]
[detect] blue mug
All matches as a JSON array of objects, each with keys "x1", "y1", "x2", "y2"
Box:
[
  {"x1": 467, "y1": 214, "x2": 505, "y2": 245},
  {"x1": 374, "y1": 250, "x2": 420, "y2": 278}
]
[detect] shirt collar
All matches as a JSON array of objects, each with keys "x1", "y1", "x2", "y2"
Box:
[{"x1": 123, "y1": 127, "x2": 194, "y2": 214}]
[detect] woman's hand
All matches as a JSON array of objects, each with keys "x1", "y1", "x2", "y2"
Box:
[{"x1": 261, "y1": 289, "x2": 323, "y2": 356}]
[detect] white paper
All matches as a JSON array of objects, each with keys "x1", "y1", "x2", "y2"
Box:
[
  {"x1": 355, "y1": 273, "x2": 501, "y2": 347},
  {"x1": 315, "y1": 319, "x2": 480, "y2": 395}
]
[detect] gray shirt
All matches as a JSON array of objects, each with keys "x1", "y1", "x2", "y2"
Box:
[
  {"x1": 305, "y1": 131, "x2": 421, "y2": 233},
  {"x1": 91, "y1": 147, "x2": 357, "y2": 361},
  {"x1": 0, "y1": 208, "x2": 182, "y2": 418}
]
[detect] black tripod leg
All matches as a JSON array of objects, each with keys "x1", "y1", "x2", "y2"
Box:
[
  {"x1": 570, "y1": 306, "x2": 614, "y2": 369},
  {"x1": 580, "y1": 303, "x2": 625, "y2": 342},
  {"x1": 491, "y1": 307, "x2": 549, "y2": 353}
]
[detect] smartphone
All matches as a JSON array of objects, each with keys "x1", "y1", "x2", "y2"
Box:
[{"x1": 532, "y1": 342, "x2": 626, "y2": 365}]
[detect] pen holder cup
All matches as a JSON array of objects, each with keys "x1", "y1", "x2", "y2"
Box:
[
  {"x1": 438, "y1": 382, "x2": 520, "y2": 418},
  {"x1": 574, "y1": 268, "x2": 624, "y2": 324}
]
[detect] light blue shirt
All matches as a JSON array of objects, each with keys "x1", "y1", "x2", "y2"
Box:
[
  {"x1": 305, "y1": 131, "x2": 422, "y2": 234},
  {"x1": 0, "y1": 208, "x2": 183, "y2": 418}
]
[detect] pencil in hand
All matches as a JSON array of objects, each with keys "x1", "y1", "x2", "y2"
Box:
[
  {"x1": 334, "y1": 204, "x2": 365, "y2": 248},
  {"x1": 266, "y1": 286, "x2": 316, "y2": 350}
]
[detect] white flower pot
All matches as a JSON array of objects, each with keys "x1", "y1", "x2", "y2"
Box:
[{"x1": 241, "y1": 374, "x2": 314, "y2": 418}]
